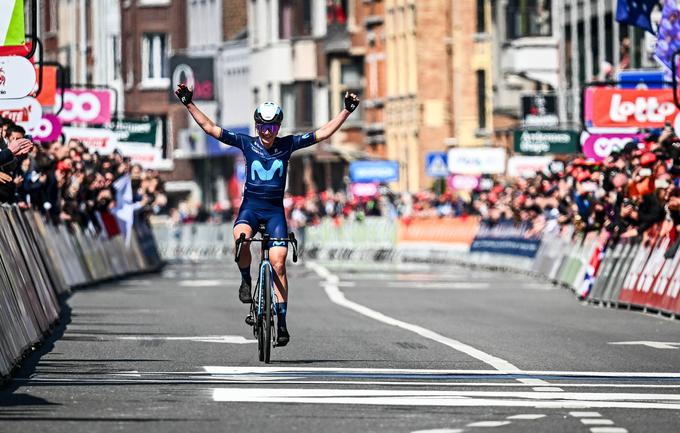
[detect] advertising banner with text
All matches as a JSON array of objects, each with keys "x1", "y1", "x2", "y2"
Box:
[
  {"x1": 588, "y1": 88, "x2": 680, "y2": 130},
  {"x1": 57, "y1": 89, "x2": 112, "y2": 125}
]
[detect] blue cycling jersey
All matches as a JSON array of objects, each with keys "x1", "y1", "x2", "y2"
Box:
[{"x1": 219, "y1": 128, "x2": 317, "y2": 202}]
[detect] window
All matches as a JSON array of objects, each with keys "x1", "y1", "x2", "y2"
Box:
[
  {"x1": 141, "y1": 33, "x2": 169, "y2": 87},
  {"x1": 340, "y1": 60, "x2": 362, "y2": 123},
  {"x1": 47, "y1": 0, "x2": 58, "y2": 33},
  {"x1": 476, "y1": 0, "x2": 485, "y2": 33},
  {"x1": 476, "y1": 70, "x2": 486, "y2": 130},
  {"x1": 111, "y1": 35, "x2": 121, "y2": 81},
  {"x1": 281, "y1": 82, "x2": 313, "y2": 130},
  {"x1": 506, "y1": 0, "x2": 552, "y2": 39},
  {"x1": 280, "y1": 0, "x2": 312, "y2": 39}
]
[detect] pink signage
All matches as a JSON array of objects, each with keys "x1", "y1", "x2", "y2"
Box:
[
  {"x1": 30, "y1": 114, "x2": 62, "y2": 142},
  {"x1": 581, "y1": 132, "x2": 644, "y2": 161},
  {"x1": 350, "y1": 182, "x2": 379, "y2": 197},
  {"x1": 447, "y1": 175, "x2": 480, "y2": 191},
  {"x1": 57, "y1": 89, "x2": 112, "y2": 125}
]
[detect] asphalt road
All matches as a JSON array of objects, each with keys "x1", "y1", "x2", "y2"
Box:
[{"x1": 2, "y1": 258, "x2": 680, "y2": 433}]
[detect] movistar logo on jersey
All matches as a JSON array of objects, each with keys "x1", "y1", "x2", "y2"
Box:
[{"x1": 251, "y1": 159, "x2": 284, "y2": 181}]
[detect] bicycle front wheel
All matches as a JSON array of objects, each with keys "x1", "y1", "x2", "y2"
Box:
[{"x1": 263, "y1": 264, "x2": 272, "y2": 363}]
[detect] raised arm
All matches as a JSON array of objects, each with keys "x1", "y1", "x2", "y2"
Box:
[
  {"x1": 314, "y1": 92, "x2": 360, "y2": 142},
  {"x1": 175, "y1": 84, "x2": 221, "y2": 139}
]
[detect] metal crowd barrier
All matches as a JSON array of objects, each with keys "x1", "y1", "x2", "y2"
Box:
[{"x1": 1, "y1": 206, "x2": 163, "y2": 379}]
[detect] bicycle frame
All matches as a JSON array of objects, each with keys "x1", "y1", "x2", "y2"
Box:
[{"x1": 256, "y1": 251, "x2": 277, "y2": 320}]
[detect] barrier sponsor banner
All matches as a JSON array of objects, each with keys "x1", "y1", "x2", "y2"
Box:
[
  {"x1": 397, "y1": 217, "x2": 480, "y2": 246},
  {"x1": 469, "y1": 223, "x2": 541, "y2": 258},
  {"x1": 30, "y1": 114, "x2": 62, "y2": 142},
  {"x1": 57, "y1": 89, "x2": 112, "y2": 125},
  {"x1": 0, "y1": 56, "x2": 36, "y2": 99},
  {"x1": 115, "y1": 142, "x2": 164, "y2": 169},
  {"x1": 618, "y1": 239, "x2": 654, "y2": 305},
  {"x1": 588, "y1": 88, "x2": 680, "y2": 130},
  {"x1": 350, "y1": 182, "x2": 379, "y2": 197},
  {"x1": 0, "y1": 96, "x2": 42, "y2": 129},
  {"x1": 447, "y1": 147, "x2": 506, "y2": 175},
  {"x1": 63, "y1": 126, "x2": 119, "y2": 154},
  {"x1": 447, "y1": 174, "x2": 479, "y2": 191}
]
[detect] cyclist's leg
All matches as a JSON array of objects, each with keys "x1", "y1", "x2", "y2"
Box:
[
  {"x1": 233, "y1": 204, "x2": 258, "y2": 303},
  {"x1": 266, "y1": 210, "x2": 289, "y2": 303},
  {"x1": 266, "y1": 209, "x2": 290, "y2": 345}
]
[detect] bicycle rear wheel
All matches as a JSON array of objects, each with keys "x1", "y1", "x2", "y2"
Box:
[{"x1": 263, "y1": 264, "x2": 272, "y2": 364}]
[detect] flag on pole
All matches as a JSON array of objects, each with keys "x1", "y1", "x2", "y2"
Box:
[
  {"x1": 616, "y1": 0, "x2": 659, "y2": 34},
  {"x1": 0, "y1": 0, "x2": 25, "y2": 46},
  {"x1": 655, "y1": 0, "x2": 680, "y2": 73}
]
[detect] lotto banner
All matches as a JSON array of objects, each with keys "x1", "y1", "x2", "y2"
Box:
[
  {"x1": 588, "y1": 88, "x2": 680, "y2": 130},
  {"x1": 0, "y1": 0, "x2": 24, "y2": 46}
]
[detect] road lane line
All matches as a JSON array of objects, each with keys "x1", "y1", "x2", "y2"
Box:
[
  {"x1": 570, "y1": 411, "x2": 602, "y2": 417},
  {"x1": 467, "y1": 420, "x2": 512, "y2": 427},
  {"x1": 211, "y1": 387, "x2": 680, "y2": 409},
  {"x1": 581, "y1": 419, "x2": 615, "y2": 425},
  {"x1": 589, "y1": 428, "x2": 628, "y2": 433},
  {"x1": 533, "y1": 387, "x2": 564, "y2": 392},
  {"x1": 507, "y1": 414, "x2": 546, "y2": 420},
  {"x1": 308, "y1": 262, "x2": 548, "y2": 386}
]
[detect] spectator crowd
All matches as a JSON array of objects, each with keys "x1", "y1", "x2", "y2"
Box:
[
  {"x1": 0, "y1": 117, "x2": 167, "y2": 236},
  {"x1": 279, "y1": 126, "x2": 680, "y2": 242}
]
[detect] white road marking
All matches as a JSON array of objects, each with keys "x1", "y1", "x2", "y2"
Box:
[
  {"x1": 119, "y1": 280, "x2": 152, "y2": 286},
  {"x1": 411, "y1": 430, "x2": 463, "y2": 433},
  {"x1": 307, "y1": 262, "x2": 549, "y2": 386},
  {"x1": 117, "y1": 335, "x2": 255, "y2": 344},
  {"x1": 506, "y1": 414, "x2": 546, "y2": 420},
  {"x1": 178, "y1": 280, "x2": 225, "y2": 287},
  {"x1": 581, "y1": 419, "x2": 615, "y2": 425},
  {"x1": 386, "y1": 282, "x2": 492, "y2": 290},
  {"x1": 467, "y1": 421, "x2": 512, "y2": 427},
  {"x1": 210, "y1": 387, "x2": 680, "y2": 409},
  {"x1": 113, "y1": 370, "x2": 141, "y2": 377},
  {"x1": 203, "y1": 365, "x2": 680, "y2": 379},
  {"x1": 533, "y1": 387, "x2": 564, "y2": 392},
  {"x1": 589, "y1": 428, "x2": 628, "y2": 433},
  {"x1": 570, "y1": 412, "x2": 602, "y2": 417},
  {"x1": 609, "y1": 341, "x2": 680, "y2": 350},
  {"x1": 337, "y1": 281, "x2": 356, "y2": 287}
]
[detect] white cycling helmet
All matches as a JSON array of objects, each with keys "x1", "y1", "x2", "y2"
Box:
[{"x1": 254, "y1": 102, "x2": 284, "y2": 124}]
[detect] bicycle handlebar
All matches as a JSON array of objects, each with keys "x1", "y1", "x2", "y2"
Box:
[{"x1": 234, "y1": 232, "x2": 298, "y2": 263}]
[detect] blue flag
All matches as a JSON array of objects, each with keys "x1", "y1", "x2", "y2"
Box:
[
  {"x1": 655, "y1": 0, "x2": 680, "y2": 73},
  {"x1": 616, "y1": 0, "x2": 659, "y2": 34}
]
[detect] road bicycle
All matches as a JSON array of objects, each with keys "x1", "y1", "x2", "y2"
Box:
[{"x1": 235, "y1": 224, "x2": 298, "y2": 363}]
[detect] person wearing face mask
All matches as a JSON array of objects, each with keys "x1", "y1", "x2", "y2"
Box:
[{"x1": 175, "y1": 83, "x2": 359, "y2": 346}]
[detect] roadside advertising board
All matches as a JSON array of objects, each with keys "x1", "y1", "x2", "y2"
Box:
[
  {"x1": 587, "y1": 88, "x2": 680, "y2": 130},
  {"x1": 507, "y1": 155, "x2": 553, "y2": 178},
  {"x1": 447, "y1": 174, "x2": 480, "y2": 191},
  {"x1": 349, "y1": 160, "x2": 400, "y2": 183},
  {"x1": 110, "y1": 118, "x2": 158, "y2": 145},
  {"x1": 0, "y1": 56, "x2": 36, "y2": 99},
  {"x1": 29, "y1": 114, "x2": 62, "y2": 142},
  {"x1": 513, "y1": 129, "x2": 579, "y2": 155},
  {"x1": 350, "y1": 182, "x2": 379, "y2": 197},
  {"x1": 521, "y1": 93, "x2": 558, "y2": 127},
  {"x1": 63, "y1": 127, "x2": 118, "y2": 154},
  {"x1": 115, "y1": 142, "x2": 164, "y2": 170},
  {"x1": 447, "y1": 147, "x2": 506, "y2": 175},
  {"x1": 580, "y1": 132, "x2": 645, "y2": 161},
  {"x1": 169, "y1": 56, "x2": 215, "y2": 101},
  {"x1": 0, "y1": 97, "x2": 42, "y2": 129},
  {"x1": 57, "y1": 89, "x2": 112, "y2": 125}
]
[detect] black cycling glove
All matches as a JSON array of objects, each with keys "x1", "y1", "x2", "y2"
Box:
[
  {"x1": 176, "y1": 84, "x2": 193, "y2": 106},
  {"x1": 344, "y1": 92, "x2": 360, "y2": 113}
]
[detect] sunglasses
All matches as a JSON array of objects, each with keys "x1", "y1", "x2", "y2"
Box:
[{"x1": 256, "y1": 123, "x2": 280, "y2": 135}]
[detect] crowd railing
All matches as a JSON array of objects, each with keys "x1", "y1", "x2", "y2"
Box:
[{"x1": 1, "y1": 206, "x2": 163, "y2": 380}]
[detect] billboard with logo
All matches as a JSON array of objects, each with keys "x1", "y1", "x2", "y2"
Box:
[
  {"x1": 0, "y1": 97, "x2": 42, "y2": 129},
  {"x1": 586, "y1": 88, "x2": 680, "y2": 130},
  {"x1": 447, "y1": 147, "x2": 506, "y2": 175},
  {"x1": 169, "y1": 56, "x2": 215, "y2": 101},
  {"x1": 580, "y1": 132, "x2": 645, "y2": 161},
  {"x1": 349, "y1": 160, "x2": 400, "y2": 183},
  {"x1": 521, "y1": 94, "x2": 558, "y2": 127},
  {"x1": 29, "y1": 114, "x2": 62, "y2": 142},
  {"x1": 57, "y1": 89, "x2": 112, "y2": 125},
  {"x1": 0, "y1": 56, "x2": 36, "y2": 99},
  {"x1": 63, "y1": 127, "x2": 118, "y2": 154},
  {"x1": 513, "y1": 129, "x2": 579, "y2": 155}
]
